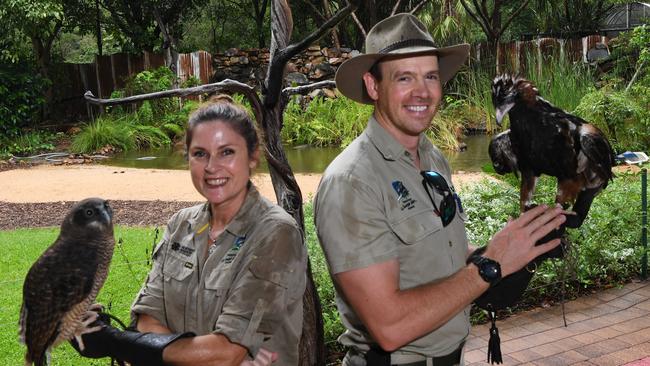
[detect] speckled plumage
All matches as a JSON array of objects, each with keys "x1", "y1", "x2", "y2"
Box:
[{"x1": 20, "y1": 198, "x2": 115, "y2": 366}]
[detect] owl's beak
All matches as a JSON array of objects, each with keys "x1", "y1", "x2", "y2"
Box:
[{"x1": 102, "y1": 201, "x2": 113, "y2": 223}]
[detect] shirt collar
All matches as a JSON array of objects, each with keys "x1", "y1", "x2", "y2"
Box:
[
  {"x1": 187, "y1": 183, "x2": 264, "y2": 238},
  {"x1": 366, "y1": 115, "x2": 435, "y2": 161}
]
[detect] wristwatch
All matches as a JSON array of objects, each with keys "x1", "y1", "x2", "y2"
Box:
[{"x1": 467, "y1": 249, "x2": 502, "y2": 287}]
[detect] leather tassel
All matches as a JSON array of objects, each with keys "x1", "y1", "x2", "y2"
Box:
[{"x1": 487, "y1": 309, "x2": 503, "y2": 364}]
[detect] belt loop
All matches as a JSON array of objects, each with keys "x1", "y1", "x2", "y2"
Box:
[{"x1": 426, "y1": 358, "x2": 433, "y2": 366}]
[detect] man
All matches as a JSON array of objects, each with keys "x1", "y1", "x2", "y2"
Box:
[{"x1": 313, "y1": 13, "x2": 566, "y2": 366}]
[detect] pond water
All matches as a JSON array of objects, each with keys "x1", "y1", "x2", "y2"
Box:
[{"x1": 102, "y1": 134, "x2": 493, "y2": 173}]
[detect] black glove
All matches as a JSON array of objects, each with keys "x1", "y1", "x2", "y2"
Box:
[
  {"x1": 471, "y1": 226, "x2": 566, "y2": 311},
  {"x1": 70, "y1": 312, "x2": 195, "y2": 366}
]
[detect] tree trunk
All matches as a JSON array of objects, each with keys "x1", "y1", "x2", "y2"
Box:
[{"x1": 96, "y1": 0, "x2": 103, "y2": 56}]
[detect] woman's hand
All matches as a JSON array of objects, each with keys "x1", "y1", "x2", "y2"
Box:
[{"x1": 240, "y1": 348, "x2": 278, "y2": 366}]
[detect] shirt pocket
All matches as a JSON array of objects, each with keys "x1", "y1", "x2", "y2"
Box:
[
  {"x1": 389, "y1": 208, "x2": 443, "y2": 245},
  {"x1": 203, "y1": 269, "x2": 230, "y2": 318}
]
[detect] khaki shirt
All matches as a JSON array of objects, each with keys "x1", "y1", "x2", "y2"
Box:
[
  {"x1": 314, "y1": 116, "x2": 470, "y2": 361},
  {"x1": 131, "y1": 185, "x2": 306, "y2": 365}
]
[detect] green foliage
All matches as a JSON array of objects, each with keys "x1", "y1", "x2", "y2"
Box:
[
  {"x1": 521, "y1": 51, "x2": 596, "y2": 113},
  {"x1": 607, "y1": 25, "x2": 650, "y2": 87},
  {"x1": 303, "y1": 201, "x2": 345, "y2": 347},
  {"x1": 71, "y1": 115, "x2": 171, "y2": 154},
  {"x1": 122, "y1": 67, "x2": 178, "y2": 118},
  {"x1": 282, "y1": 96, "x2": 372, "y2": 148},
  {"x1": 0, "y1": 131, "x2": 58, "y2": 159},
  {"x1": 461, "y1": 172, "x2": 643, "y2": 307},
  {"x1": 574, "y1": 88, "x2": 649, "y2": 152},
  {"x1": 0, "y1": 62, "x2": 48, "y2": 137}
]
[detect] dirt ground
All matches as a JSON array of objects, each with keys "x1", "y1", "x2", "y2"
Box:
[{"x1": 0, "y1": 164, "x2": 492, "y2": 230}]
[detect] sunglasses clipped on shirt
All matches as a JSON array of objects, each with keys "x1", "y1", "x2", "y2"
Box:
[{"x1": 420, "y1": 170, "x2": 458, "y2": 227}]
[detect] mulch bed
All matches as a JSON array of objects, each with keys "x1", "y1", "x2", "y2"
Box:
[{"x1": 0, "y1": 200, "x2": 202, "y2": 230}]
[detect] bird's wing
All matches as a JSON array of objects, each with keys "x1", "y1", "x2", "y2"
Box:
[
  {"x1": 578, "y1": 124, "x2": 615, "y2": 183},
  {"x1": 21, "y1": 236, "x2": 100, "y2": 358}
]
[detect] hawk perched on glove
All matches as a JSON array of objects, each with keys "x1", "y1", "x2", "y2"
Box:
[
  {"x1": 490, "y1": 75, "x2": 615, "y2": 228},
  {"x1": 20, "y1": 198, "x2": 115, "y2": 366}
]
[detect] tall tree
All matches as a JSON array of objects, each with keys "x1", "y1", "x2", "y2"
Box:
[
  {"x1": 459, "y1": 0, "x2": 532, "y2": 73},
  {"x1": 3, "y1": 0, "x2": 67, "y2": 118}
]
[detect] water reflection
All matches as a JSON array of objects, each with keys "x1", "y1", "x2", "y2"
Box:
[{"x1": 102, "y1": 134, "x2": 493, "y2": 173}]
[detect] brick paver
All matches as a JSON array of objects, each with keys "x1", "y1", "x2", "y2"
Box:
[{"x1": 466, "y1": 281, "x2": 650, "y2": 365}]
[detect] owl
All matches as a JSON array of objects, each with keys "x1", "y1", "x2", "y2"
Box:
[{"x1": 20, "y1": 198, "x2": 115, "y2": 366}]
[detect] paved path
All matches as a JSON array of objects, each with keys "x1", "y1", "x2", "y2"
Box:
[{"x1": 466, "y1": 280, "x2": 650, "y2": 365}]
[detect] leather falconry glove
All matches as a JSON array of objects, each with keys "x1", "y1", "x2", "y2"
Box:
[{"x1": 70, "y1": 312, "x2": 195, "y2": 366}]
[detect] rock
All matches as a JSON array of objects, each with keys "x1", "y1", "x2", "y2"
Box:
[
  {"x1": 308, "y1": 89, "x2": 325, "y2": 99},
  {"x1": 323, "y1": 88, "x2": 337, "y2": 99},
  {"x1": 286, "y1": 72, "x2": 309, "y2": 86},
  {"x1": 310, "y1": 63, "x2": 335, "y2": 80},
  {"x1": 224, "y1": 48, "x2": 239, "y2": 57},
  {"x1": 286, "y1": 62, "x2": 298, "y2": 73},
  {"x1": 328, "y1": 57, "x2": 343, "y2": 65}
]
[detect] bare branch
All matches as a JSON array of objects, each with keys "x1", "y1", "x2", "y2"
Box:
[
  {"x1": 281, "y1": 0, "x2": 358, "y2": 62},
  {"x1": 84, "y1": 80, "x2": 264, "y2": 124},
  {"x1": 459, "y1": 0, "x2": 491, "y2": 36},
  {"x1": 410, "y1": 0, "x2": 432, "y2": 15},
  {"x1": 391, "y1": 0, "x2": 403, "y2": 16},
  {"x1": 282, "y1": 80, "x2": 336, "y2": 97},
  {"x1": 351, "y1": 11, "x2": 367, "y2": 38},
  {"x1": 472, "y1": 0, "x2": 492, "y2": 30},
  {"x1": 498, "y1": 0, "x2": 532, "y2": 39}
]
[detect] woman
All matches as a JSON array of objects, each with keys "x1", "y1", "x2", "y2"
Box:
[{"x1": 75, "y1": 96, "x2": 307, "y2": 366}]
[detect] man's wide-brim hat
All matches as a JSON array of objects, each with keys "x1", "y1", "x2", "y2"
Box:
[{"x1": 335, "y1": 13, "x2": 470, "y2": 104}]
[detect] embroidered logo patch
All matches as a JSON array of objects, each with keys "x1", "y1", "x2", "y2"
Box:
[
  {"x1": 222, "y1": 236, "x2": 246, "y2": 264},
  {"x1": 170, "y1": 241, "x2": 195, "y2": 256},
  {"x1": 392, "y1": 180, "x2": 416, "y2": 210}
]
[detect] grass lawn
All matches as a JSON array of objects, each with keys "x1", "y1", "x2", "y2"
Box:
[{"x1": 0, "y1": 226, "x2": 159, "y2": 365}]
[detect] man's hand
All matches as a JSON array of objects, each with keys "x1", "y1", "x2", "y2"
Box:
[
  {"x1": 241, "y1": 348, "x2": 278, "y2": 366},
  {"x1": 484, "y1": 204, "x2": 566, "y2": 277}
]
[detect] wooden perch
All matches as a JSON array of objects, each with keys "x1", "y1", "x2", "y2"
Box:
[
  {"x1": 282, "y1": 80, "x2": 336, "y2": 98},
  {"x1": 83, "y1": 79, "x2": 264, "y2": 124}
]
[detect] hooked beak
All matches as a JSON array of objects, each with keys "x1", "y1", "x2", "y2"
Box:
[{"x1": 495, "y1": 102, "x2": 514, "y2": 126}]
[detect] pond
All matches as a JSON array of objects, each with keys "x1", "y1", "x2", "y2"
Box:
[{"x1": 102, "y1": 134, "x2": 493, "y2": 173}]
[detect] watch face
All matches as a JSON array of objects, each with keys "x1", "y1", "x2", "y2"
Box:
[{"x1": 483, "y1": 263, "x2": 500, "y2": 278}]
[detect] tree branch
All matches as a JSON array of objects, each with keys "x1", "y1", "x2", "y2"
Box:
[
  {"x1": 498, "y1": 0, "x2": 532, "y2": 39},
  {"x1": 351, "y1": 11, "x2": 367, "y2": 38},
  {"x1": 281, "y1": 0, "x2": 358, "y2": 62},
  {"x1": 472, "y1": 0, "x2": 491, "y2": 30},
  {"x1": 282, "y1": 80, "x2": 336, "y2": 98},
  {"x1": 459, "y1": 0, "x2": 490, "y2": 37},
  {"x1": 84, "y1": 80, "x2": 263, "y2": 124},
  {"x1": 410, "y1": 0, "x2": 432, "y2": 15},
  {"x1": 391, "y1": 0, "x2": 403, "y2": 16}
]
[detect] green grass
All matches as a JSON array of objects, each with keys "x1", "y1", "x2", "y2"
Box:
[
  {"x1": 1, "y1": 226, "x2": 159, "y2": 365},
  {"x1": 71, "y1": 115, "x2": 171, "y2": 154}
]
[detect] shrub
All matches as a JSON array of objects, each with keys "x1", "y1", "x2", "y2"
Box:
[
  {"x1": 0, "y1": 131, "x2": 57, "y2": 159},
  {"x1": 574, "y1": 88, "x2": 649, "y2": 152},
  {"x1": 282, "y1": 95, "x2": 372, "y2": 148},
  {"x1": 71, "y1": 115, "x2": 171, "y2": 154},
  {"x1": 0, "y1": 62, "x2": 48, "y2": 137},
  {"x1": 461, "y1": 171, "x2": 643, "y2": 309}
]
